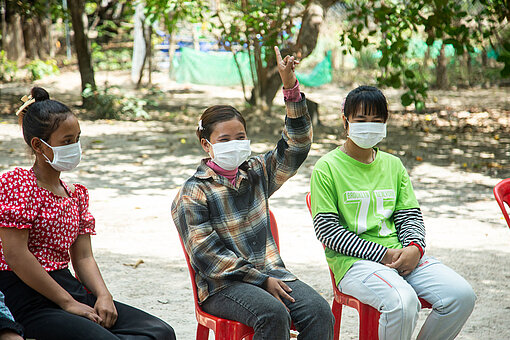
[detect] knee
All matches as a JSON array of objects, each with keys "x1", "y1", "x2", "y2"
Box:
[
  {"x1": 254, "y1": 301, "x2": 290, "y2": 330},
  {"x1": 386, "y1": 288, "x2": 420, "y2": 323},
  {"x1": 307, "y1": 297, "x2": 335, "y2": 329},
  {"x1": 153, "y1": 320, "x2": 176, "y2": 340},
  {"x1": 439, "y1": 281, "x2": 476, "y2": 316}
]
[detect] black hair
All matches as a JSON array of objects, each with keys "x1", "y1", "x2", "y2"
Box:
[
  {"x1": 197, "y1": 105, "x2": 258, "y2": 185},
  {"x1": 18, "y1": 87, "x2": 73, "y2": 148},
  {"x1": 196, "y1": 105, "x2": 246, "y2": 142},
  {"x1": 343, "y1": 85, "x2": 389, "y2": 123}
]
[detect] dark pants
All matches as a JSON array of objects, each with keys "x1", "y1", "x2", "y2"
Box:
[
  {"x1": 0, "y1": 269, "x2": 175, "y2": 340},
  {"x1": 202, "y1": 279, "x2": 334, "y2": 340}
]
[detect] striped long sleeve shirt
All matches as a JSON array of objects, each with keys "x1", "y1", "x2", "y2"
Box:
[{"x1": 312, "y1": 208, "x2": 426, "y2": 261}]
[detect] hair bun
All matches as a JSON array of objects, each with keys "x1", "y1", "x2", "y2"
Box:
[{"x1": 31, "y1": 87, "x2": 50, "y2": 102}]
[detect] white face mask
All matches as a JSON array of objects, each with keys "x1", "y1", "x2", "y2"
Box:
[
  {"x1": 208, "y1": 139, "x2": 251, "y2": 170},
  {"x1": 347, "y1": 121, "x2": 387, "y2": 149},
  {"x1": 41, "y1": 139, "x2": 82, "y2": 172}
]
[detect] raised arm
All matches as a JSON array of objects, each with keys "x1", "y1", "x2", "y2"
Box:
[{"x1": 260, "y1": 47, "x2": 311, "y2": 197}]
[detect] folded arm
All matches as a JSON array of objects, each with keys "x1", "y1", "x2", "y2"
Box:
[{"x1": 313, "y1": 212, "x2": 387, "y2": 261}]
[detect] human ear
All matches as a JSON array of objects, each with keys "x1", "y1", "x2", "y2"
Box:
[
  {"x1": 200, "y1": 138, "x2": 212, "y2": 156},
  {"x1": 342, "y1": 115, "x2": 348, "y2": 132},
  {"x1": 31, "y1": 137, "x2": 44, "y2": 155}
]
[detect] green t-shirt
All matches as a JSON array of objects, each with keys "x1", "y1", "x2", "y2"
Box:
[{"x1": 310, "y1": 148, "x2": 420, "y2": 283}]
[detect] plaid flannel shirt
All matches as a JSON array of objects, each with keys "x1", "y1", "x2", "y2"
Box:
[{"x1": 172, "y1": 95, "x2": 311, "y2": 303}]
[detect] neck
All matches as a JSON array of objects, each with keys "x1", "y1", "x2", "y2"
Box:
[
  {"x1": 342, "y1": 138, "x2": 375, "y2": 164},
  {"x1": 33, "y1": 158, "x2": 61, "y2": 186}
]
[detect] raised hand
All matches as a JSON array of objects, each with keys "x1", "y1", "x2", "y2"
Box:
[{"x1": 274, "y1": 46, "x2": 299, "y2": 89}]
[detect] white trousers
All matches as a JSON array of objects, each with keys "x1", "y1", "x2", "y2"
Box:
[{"x1": 338, "y1": 256, "x2": 476, "y2": 340}]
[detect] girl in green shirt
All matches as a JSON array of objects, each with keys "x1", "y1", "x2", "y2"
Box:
[{"x1": 310, "y1": 85, "x2": 476, "y2": 340}]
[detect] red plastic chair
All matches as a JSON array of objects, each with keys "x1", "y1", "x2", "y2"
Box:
[
  {"x1": 178, "y1": 209, "x2": 294, "y2": 340},
  {"x1": 494, "y1": 178, "x2": 510, "y2": 228},
  {"x1": 305, "y1": 192, "x2": 432, "y2": 340}
]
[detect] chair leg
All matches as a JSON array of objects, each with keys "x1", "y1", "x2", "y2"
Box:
[
  {"x1": 332, "y1": 300, "x2": 342, "y2": 340},
  {"x1": 359, "y1": 304, "x2": 380, "y2": 340},
  {"x1": 196, "y1": 324, "x2": 209, "y2": 340}
]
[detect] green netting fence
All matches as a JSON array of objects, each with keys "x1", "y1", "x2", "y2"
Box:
[
  {"x1": 171, "y1": 47, "x2": 333, "y2": 87},
  {"x1": 171, "y1": 47, "x2": 254, "y2": 86},
  {"x1": 296, "y1": 51, "x2": 332, "y2": 87}
]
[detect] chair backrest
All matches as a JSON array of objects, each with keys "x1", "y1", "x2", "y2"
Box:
[
  {"x1": 494, "y1": 178, "x2": 510, "y2": 228},
  {"x1": 305, "y1": 192, "x2": 337, "y2": 286},
  {"x1": 178, "y1": 210, "x2": 281, "y2": 312}
]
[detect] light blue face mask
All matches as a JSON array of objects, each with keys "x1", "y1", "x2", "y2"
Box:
[
  {"x1": 347, "y1": 121, "x2": 387, "y2": 149},
  {"x1": 41, "y1": 139, "x2": 82, "y2": 172}
]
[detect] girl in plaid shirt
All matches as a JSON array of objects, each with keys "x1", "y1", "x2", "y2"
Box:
[{"x1": 172, "y1": 47, "x2": 334, "y2": 340}]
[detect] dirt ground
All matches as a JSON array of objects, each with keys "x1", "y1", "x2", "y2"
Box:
[{"x1": 1, "y1": 70, "x2": 510, "y2": 339}]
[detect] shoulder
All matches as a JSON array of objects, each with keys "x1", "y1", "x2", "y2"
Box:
[
  {"x1": 0, "y1": 168, "x2": 36, "y2": 190},
  {"x1": 66, "y1": 183, "x2": 76, "y2": 193},
  {"x1": 314, "y1": 148, "x2": 342, "y2": 172},
  {"x1": 71, "y1": 183, "x2": 90, "y2": 202},
  {"x1": 378, "y1": 150, "x2": 406, "y2": 167},
  {"x1": 174, "y1": 176, "x2": 206, "y2": 202}
]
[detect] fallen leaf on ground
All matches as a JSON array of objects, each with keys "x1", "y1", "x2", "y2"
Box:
[
  {"x1": 123, "y1": 259, "x2": 144, "y2": 269},
  {"x1": 487, "y1": 162, "x2": 502, "y2": 169}
]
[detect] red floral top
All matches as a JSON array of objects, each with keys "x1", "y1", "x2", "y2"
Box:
[{"x1": 0, "y1": 168, "x2": 95, "y2": 271}]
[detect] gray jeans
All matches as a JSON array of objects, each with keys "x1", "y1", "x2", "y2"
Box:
[{"x1": 202, "y1": 279, "x2": 334, "y2": 340}]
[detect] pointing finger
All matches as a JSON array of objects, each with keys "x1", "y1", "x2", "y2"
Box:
[{"x1": 274, "y1": 46, "x2": 283, "y2": 63}]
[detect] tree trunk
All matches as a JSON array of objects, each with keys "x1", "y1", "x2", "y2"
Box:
[
  {"x1": 40, "y1": 14, "x2": 55, "y2": 58},
  {"x1": 466, "y1": 51, "x2": 472, "y2": 86},
  {"x1": 68, "y1": 0, "x2": 96, "y2": 108},
  {"x1": 435, "y1": 43, "x2": 447, "y2": 89},
  {"x1": 22, "y1": 17, "x2": 38, "y2": 59},
  {"x1": 249, "y1": 0, "x2": 338, "y2": 109},
  {"x1": 2, "y1": 8, "x2": 25, "y2": 62}
]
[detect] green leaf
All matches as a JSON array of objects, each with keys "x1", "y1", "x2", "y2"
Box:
[
  {"x1": 401, "y1": 93, "x2": 413, "y2": 107},
  {"x1": 415, "y1": 100, "x2": 426, "y2": 112}
]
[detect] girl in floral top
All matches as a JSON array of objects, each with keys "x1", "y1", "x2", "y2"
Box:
[
  {"x1": 0, "y1": 87, "x2": 175, "y2": 340},
  {"x1": 172, "y1": 47, "x2": 334, "y2": 340}
]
